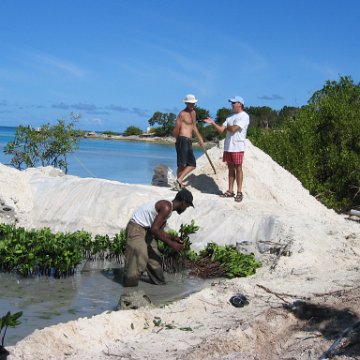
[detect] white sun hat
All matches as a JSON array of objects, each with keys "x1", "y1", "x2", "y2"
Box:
[{"x1": 183, "y1": 94, "x2": 198, "y2": 103}]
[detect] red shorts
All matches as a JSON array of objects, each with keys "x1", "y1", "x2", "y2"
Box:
[{"x1": 223, "y1": 151, "x2": 244, "y2": 165}]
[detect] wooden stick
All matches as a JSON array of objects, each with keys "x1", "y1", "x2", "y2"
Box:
[
  {"x1": 202, "y1": 146, "x2": 216, "y2": 174},
  {"x1": 256, "y1": 284, "x2": 309, "y2": 303}
]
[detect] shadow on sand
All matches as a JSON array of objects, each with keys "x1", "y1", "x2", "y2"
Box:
[
  {"x1": 186, "y1": 174, "x2": 221, "y2": 195},
  {"x1": 284, "y1": 300, "x2": 360, "y2": 358}
]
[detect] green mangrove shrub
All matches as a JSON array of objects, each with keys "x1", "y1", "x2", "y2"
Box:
[
  {"x1": 0, "y1": 224, "x2": 126, "y2": 277},
  {"x1": 160, "y1": 221, "x2": 262, "y2": 278},
  {"x1": 4, "y1": 116, "x2": 81, "y2": 174},
  {"x1": 199, "y1": 242, "x2": 262, "y2": 278},
  {"x1": 0, "y1": 221, "x2": 261, "y2": 279},
  {"x1": 250, "y1": 76, "x2": 360, "y2": 211},
  {"x1": 108, "y1": 229, "x2": 127, "y2": 261},
  {"x1": 158, "y1": 220, "x2": 199, "y2": 272},
  {"x1": 0, "y1": 311, "x2": 22, "y2": 355}
]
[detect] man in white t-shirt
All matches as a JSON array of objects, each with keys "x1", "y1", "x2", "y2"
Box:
[{"x1": 204, "y1": 96, "x2": 249, "y2": 202}]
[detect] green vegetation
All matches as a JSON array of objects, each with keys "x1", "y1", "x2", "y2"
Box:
[
  {"x1": 148, "y1": 106, "x2": 216, "y2": 140},
  {"x1": 123, "y1": 126, "x2": 143, "y2": 136},
  {"x1": 195, "y1": 106, "x2": 218, "y2": 142},
  {"x1": 157, "y1": 219, "x2": 199, "y2": 261},
  {"x1": 158, "y1": 220, "x2": 200, "y2": 272},
  {"x1": 148, "y1": 111, "x2": 176, "y2": 136},
  {"x1": 250, "y1": 76, "x2": 360, "y2": 211},
  {"x1": 0, "y1": 311, "x2": 22, "y2": 355},
  {"x1": 0, "y1": 221, "x2": 261, "y2": 279},
  {"x1": 4, "y1": 114, "x2": 82, "y2": 174},
  {"x1": 159, "y1": 220, "x2": 262, "y2": 278},
  {"x1": 199, "y1": 243, "x2": 261, "y2": 278},
  {"x1": 0, "y1": 224, "x2": 126, "y2": 277},
  {"x1": 247, "y1": 106, "x2": 281, "y2": 129},
  {"x1": 102, "y1": 130, "x2": 121, "y2": 136}
]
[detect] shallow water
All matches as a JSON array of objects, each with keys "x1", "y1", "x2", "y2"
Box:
[{"x1": 1, "y1": 261, "x2": 207, "y2": 346}]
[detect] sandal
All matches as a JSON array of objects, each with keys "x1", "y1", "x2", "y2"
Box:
[
  {"x1": 235, "y1": 192, "x2": 243, "y2": 202},
  {"x1": 220, "y1": 190, "x2": 235, "y2": 198},
  {"x1": 174, "y1": 179, "x2": 184, "y2": 191}
]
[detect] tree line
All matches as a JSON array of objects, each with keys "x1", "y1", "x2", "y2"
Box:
[
  {"x1": 250, "y1": 76, "x2": 360, "y2": 212},
  {"x1": 137, "y1": 102, "x2": 299, "y2": 140}
]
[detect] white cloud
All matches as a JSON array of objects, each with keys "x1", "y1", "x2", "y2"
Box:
[
  {"x1": 82, "y1": 117, "x2": 104, "y2": 126},
  {"x1": 300, "y1": 59, "x2": 338, "y2": 78},
  {"x1": 258, "y1": 94, "x2": 284, "y2": 101},
  {"x1": 32, "y1": 53, "x2": 87, "y2": 78}
]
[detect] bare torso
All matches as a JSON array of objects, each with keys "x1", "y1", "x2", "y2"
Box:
[{"x1": 174, "y1": 108, "x2": 196, "y2": 138}]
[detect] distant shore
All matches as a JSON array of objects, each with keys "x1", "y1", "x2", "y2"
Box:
[
  {"x1": 83, "y1": 132, "x2": 217, "y2": 149},
  {"x1": 84, "y1": 132, "x2": 175, "y2": 144}
]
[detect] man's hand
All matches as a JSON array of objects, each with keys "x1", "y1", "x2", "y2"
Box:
[
  {"x1": 203, "y1": 117, "x2": 214, "y2": 125},
  {"x1": 169, "y1": 236, "x2": 184, "y2": 253},
  {"x1": 203, "y1": 117, "x2": 225, "y2": 134}
]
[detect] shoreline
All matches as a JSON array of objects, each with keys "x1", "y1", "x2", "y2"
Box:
[
  {"x1": 84, "y1": 133, "x2": 176, "y2": 145},
  {"x1": 83, "y1": 132, "x2": 217, "y2": 149}
]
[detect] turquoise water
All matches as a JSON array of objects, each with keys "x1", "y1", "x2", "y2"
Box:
[
  {"x1": 1, "y1": 266, "x2": 207, "y2": 346},
  {"x1": 0, "y1": 126, "x2": 202, "y2": 184},
  {"x1": 0, "y1": 129, "x2": 207, "y2": 346}
]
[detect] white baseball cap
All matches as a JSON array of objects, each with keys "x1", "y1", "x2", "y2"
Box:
[
  {"x1": 183, "y1": 94, "x2": 198, "y2": 103},
  {"x1": 228, "y1": 96, "x2": 245, "y2": 105}
]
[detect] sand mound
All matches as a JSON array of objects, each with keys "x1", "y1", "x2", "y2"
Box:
[{"x1": 1, "y1": 139, "x2": 359, "y2": 360}]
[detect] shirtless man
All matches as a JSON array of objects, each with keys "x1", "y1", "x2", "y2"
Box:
[{"x1": 172, "y1": 94, "x2": 204, "y2": 189}]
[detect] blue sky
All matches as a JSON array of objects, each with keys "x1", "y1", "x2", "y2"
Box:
[{"x1": 0, "y1": 0, "x2": 359, "y2": 132}]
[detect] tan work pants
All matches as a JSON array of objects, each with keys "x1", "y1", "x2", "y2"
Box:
[{"x1": 123, "y1": 221, "x2": 165, "y2": 287}]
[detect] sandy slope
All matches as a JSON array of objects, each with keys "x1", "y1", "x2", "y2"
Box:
[{"x1": 1, "y1": 140, "x2": 359, "y2": 360}]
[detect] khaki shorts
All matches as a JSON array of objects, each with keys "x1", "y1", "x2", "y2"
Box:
[{"x1": 123, "y1": 220, "x2": 165, "y2": 287}]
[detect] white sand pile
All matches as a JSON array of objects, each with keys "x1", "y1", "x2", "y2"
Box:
[{"x1": 2, "y1": 139, "x2": 360, "y2": 360}]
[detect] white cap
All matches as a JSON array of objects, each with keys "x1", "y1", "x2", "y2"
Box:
[
  {"x1": 183, "y1": 94, "x2": 198, "y2": 103},
  {"x1": 228, "y1": 96, "x2": 245, "y2": 105}
]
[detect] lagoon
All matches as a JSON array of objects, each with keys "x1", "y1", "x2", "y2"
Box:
[{"x1": 0, "y1": 126, "x2": 202, "y2": 184}]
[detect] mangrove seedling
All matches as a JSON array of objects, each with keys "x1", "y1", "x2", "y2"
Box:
[{"x1": 0, "y1": 311, "x2": 22, "y2": 355}]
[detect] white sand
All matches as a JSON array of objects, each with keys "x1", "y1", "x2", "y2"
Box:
[{"x1": 1, "y1": 140, "x2": 360, "y2": 360}]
